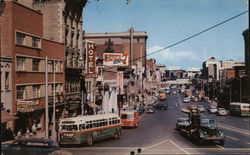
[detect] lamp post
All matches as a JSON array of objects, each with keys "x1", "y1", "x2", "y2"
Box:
[{"x1": 79, "y1": 57, "x2": 84, "y2": 116}]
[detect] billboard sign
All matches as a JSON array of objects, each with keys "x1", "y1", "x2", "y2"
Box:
[
  {"x1": 103, "y1": 52, "x2": 129, "y2": 66},
  {"x1": 86, "y1": 41, "x2": 96, "y2": 74},
  {"x1": 17, "y1": 100, "x2": 34, "y2": 112}
]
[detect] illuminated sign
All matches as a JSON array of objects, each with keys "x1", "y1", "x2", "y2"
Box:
[
  {"x1": 86, "y1": 41, "x2": 96, "y2": 74},
  {"x1": 103, "y1": 52, "x2": 129, "y2": 66}
]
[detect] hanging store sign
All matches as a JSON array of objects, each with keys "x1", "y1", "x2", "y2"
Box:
[
  {"x1": 103, "y1": 52, "x2": 129, "y2": 66},
  {"x1": 17, "y1": 101, "x2": 34, "y2": 112},
  {"x1": 86, "y1": 41, "x2": 96, "y2": 74}
]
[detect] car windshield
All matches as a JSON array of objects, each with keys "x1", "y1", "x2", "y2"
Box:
[
  {"x1": 218, "y1": 108, "x2": 225, "y2": 111},
  {"x1": 201, "y1": 118, "x2": 216, "y2": 125}
]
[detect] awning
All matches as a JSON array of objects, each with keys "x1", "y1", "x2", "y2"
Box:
[
  {"x1": 1, "y1": 110, "x2": 18, "y2": 123},
  {"x1": 88, "y1": 102, "x2": 100, "y2": 108}
]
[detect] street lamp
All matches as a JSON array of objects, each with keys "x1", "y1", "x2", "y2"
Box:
[{"x1": 79, "y1": 57, "x2": 84, "y2": 116}]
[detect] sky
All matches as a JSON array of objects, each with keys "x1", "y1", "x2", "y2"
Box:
[{"x1": 83, "y1": 0, "x2": 249, "y2": 70}]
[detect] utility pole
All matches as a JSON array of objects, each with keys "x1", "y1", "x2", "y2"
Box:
[
  {"x1": 53, "y1": 60, "x2": 56, "y2": 138},
  {"x1": 45, "y1": 56, "x2": 49, "y2": 139}
]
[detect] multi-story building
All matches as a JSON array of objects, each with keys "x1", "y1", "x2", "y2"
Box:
[
  {"x1": 202, "y1": 57, "x2": 221, "y2": 81},
  {"x1": 84, "y1": 28, "x2": 148, "y2": 111},
  {"x1": 0, "y1": 1, "x2": 64, "y2": 133},
  {"x1": 27, "y1": 0, "x2": 88, "y2": 116}
]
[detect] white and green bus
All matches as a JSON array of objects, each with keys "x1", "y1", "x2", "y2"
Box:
[
  {"x1": 59, "y1": 113, "x2": 122, "y2": 146},
  {"x1": 230, "y1": 102, "x2": 250, "y2": 116}
]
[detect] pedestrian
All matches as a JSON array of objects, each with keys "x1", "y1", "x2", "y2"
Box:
[
  {"x1": 55, "y1": 122, "x2": 59, "y2": 142},
  {"x1": 25, "y1": 127, "x2": 30, "y2": 138},
  {"x1": 17, "y1": 129, "x2": 22, "y2": 139},
  {"x1": 32, "y1": 124, "x2": 37, "y2": 136}
]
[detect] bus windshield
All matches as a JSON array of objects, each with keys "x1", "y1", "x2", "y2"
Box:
[
  {"x1": 121, "y1": 114, "x2": 134, "y2": 119},
  {"x1": 61, "y1": 125, "x2": 78, "y2": 131}
]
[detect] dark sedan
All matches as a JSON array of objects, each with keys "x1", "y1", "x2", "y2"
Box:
[
  {"x1": 154, "y1": 103, "x2": 168, "y2": 110},
  {"x1": 1, "y1": 138, "x2": 72, "y2": 155}
]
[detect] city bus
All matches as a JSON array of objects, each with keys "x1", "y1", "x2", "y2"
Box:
[
  {"x1": 59, "y1": 113, "x2": 122, "y2": 146},
  {"x1": 120, "y1": 110, "x2": 139, "y2": 128},
  {"x1": 230, "y1": 102, "x2": 250, "y2": 116}
]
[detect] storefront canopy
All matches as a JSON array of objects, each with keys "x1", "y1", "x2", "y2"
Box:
[{"x1": 1, "y1": 110, "x2": 18, "y2": 123}]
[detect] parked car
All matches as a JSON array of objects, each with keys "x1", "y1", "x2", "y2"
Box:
[
  {"x1": 217, "y1": 108, "x2": 227, "y2": 116},
  {"x1": 146, "y1": 105, "x2": 155, "y2": 114},
  {"x1": 136, "y1": 106, "x2": 145, "y2": 115},
  {"x1": 1, "y1": 138, "x2": 72, "y2": 155},
  {"x1": 175, "y1": 118, "x2": 190, "y2": 131},
  {"x1": 208, "y1": 105, "x2": 218, "y2": 113},
  {"x1": 197, "y1": 105, "x2": 205, "y2": 112},
  {"x1": 154, "y1": 103, "x2": 168, "y2": 110},
  {"x1": 183, "y1": 97, "x2": 191, "y2": 103}
]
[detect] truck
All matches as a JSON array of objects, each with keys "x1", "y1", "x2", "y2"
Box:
[{"x1": 178, "y1": 107, "x2": 225, "y2": 145}]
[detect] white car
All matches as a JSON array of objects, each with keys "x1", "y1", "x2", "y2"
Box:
[
  {"x1": 208, "y1": 105, "x2": 217, "y2": 113},
  {"x1": 183, "y1": 97, "x2": 190, "y2": 103},
  {"x1": 217, "y1": 108, "x2": 227, "y2": 116}
]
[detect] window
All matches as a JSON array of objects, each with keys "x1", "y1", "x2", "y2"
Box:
[
  {"x1": 33, "y1": 85, "x2": 41, "y2": 98},
  {"x1": 16, "y1": 32, "x2": 25, "y2": 45},
  {"x1": 5, "y1": 72, "x2": 10, "y2": 90},
  {"x1": 17, "y1": 86, "x2": 27, "y2": 99},
  {"x1": 16, "y1": 57, "x2": 25, "y2": 71},
  {"x1": 32, "y1": 37, "x2": 40, "y2": 48},
  {"x1": 32, "y1": 59, "x2": 40, "y2": 71}
]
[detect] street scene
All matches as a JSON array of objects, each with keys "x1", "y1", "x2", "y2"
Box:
[{"x1": 1, "y1": 0, "x2": 249, "y2": 155}]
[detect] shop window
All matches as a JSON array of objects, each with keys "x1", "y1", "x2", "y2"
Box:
[
  {"x1": 32, "y1": 59, "x2": 40, "y2": 71},
  {"x1": 16, "y1": 57, "x2": 25, "y2": 71}
]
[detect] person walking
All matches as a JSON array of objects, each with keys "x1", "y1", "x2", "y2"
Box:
[
  {"x1": 25, "y1": 127, "x2": 30, "y2": 138},
  {"x1": 17, "y1": 129, "x2": 22, "y2": 139},
  {"x1": 32, "y1": 124, "x2": 37, "y2": 136}
]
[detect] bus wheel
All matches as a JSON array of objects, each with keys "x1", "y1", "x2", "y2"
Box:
[
  {"x1": 114, "y1": 130, "x2": 120, "y2": 139},
  {"x1": 87, "y1": 135, "x2": 93, "y2": 146}
]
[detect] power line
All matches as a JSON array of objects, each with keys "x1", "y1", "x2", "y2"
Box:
[
  {"x1": 103, "y1": 10, "x2": 248, "y2": 72},
  {"x1": 84, "y1": 10, "x2": 248, "y2": 94}
]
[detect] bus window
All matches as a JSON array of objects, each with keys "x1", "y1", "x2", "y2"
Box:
[
  {"x1": 61, "y1": 125, "x2": 78, "y2": 131},
  {"x1": 79, "y1": 124, "x2": 85, "y2": 130}
]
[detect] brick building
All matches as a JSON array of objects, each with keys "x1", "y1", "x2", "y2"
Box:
[{"x1": 0, "y1": 1, "x2": 64, "y2": 133}]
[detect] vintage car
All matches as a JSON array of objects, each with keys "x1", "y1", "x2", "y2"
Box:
[{"x1": 1, "y1": 138, "x2": 72, "y2": 155}]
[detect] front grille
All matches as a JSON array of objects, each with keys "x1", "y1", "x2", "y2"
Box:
[{"x1": 208, "y1": 129, "x2": 217, "y2": 136}]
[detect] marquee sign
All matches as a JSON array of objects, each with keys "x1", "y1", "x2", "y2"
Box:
[
  {"x1": 86, "y1": 41, "x2": 96, "y2": 74},
  {"x1": 103, "y1": 52, "x2": 129, "y2": 66}
]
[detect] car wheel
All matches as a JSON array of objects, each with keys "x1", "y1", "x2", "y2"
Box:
[
  {"x1": 219, "y1": 140, "x2": 225, "y2": 146},
  {"x1": 87, "y1": 135, "x2": 93, "y2": 146}
]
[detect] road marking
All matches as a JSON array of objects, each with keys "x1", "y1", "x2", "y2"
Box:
[
  {"x1": 216, "y1": 145, "x2": 225, "y2": 149},
  {"x1": 142, "y1": 139, "x2": 169, "y2": 150},
  {"x1": 65, "y1": 147, "x2": 137, "y2": 150},
  {"x1": 226, "y1": 135, "x2": 239, "y2": 141},
  {"x1": 169, "y1": 139, "x2": 190, "y2": 155},
  {"x1": 247, "y1": 142, "x2": 250, "y2": 144},
  {"x1": 218, "y1": 123, "x2": 250, "y2": 136}
]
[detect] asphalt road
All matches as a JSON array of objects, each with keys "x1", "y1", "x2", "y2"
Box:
[{"x1": 65, "y1": 94, "x2": 250, "y2": 155}]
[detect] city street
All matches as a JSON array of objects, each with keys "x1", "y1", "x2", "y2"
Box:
[{"x1": 65, "y1": 95, "x2": 250, "y2": 155}]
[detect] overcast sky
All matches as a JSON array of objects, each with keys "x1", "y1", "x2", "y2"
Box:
[{"x1": 83, "y1": 0, "x2": 249, "y2": 70}]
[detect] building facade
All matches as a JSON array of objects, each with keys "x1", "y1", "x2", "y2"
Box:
[{"x1": 0, "y1": 1, "x2": 65, "y2": 133}]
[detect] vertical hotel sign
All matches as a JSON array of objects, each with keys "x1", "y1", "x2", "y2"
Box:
[{"x1": 86, "y1": 41, "x2": 96, "y2": 74}]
